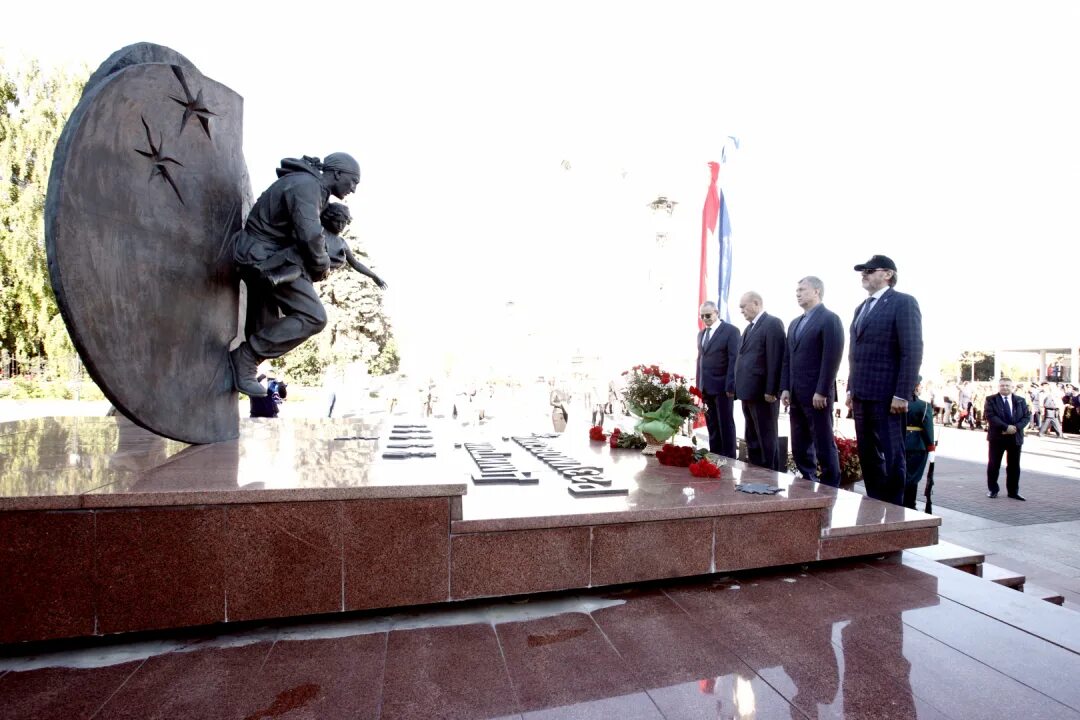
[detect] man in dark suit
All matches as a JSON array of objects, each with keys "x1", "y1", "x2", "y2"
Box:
[
  {"x1": 847, "y1": 255, "x2": 923, "y2": 506},
  {"x1": 985, "y1": 377, "x2": 1031, "y2": 500},
  {"x1": 734, "y1": 292, "x2": 786, "y2": 469},
  {"x1": 780, "y1": 276, "x2": 845, "y2": 486},
  {"x1": 697, "y1": 300, "x2": 740, "y2": 458}
]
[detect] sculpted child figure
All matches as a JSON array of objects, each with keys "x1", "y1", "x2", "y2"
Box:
[{"x1": 252, "y1": 202, "x2": 387, "y2": 289}]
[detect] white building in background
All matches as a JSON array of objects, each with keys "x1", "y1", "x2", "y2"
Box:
[{"x1": 993, "y1": 345, "x2": 1078, "y2": 384}]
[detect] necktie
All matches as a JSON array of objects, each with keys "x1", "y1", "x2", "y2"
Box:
[
  {"x1": 856, "y1": 297, "x2": 876, "y2": 331},
  {"x1": 793, "y1": 315, "x2": 806, "y2": 341},
  {"x1": 1004, "y1": 395, "x2": 1012, "y2": 421},
  {"x1": 703, "y1": 327, "x2": 712, "y2": 349}
]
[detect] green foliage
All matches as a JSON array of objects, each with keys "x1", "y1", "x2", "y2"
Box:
[
  {"x1": 611, "y1": 430, "x2": 647, "y2": 449},
  {"x1": 0, "y1": 56, "x2": 87, "y2": 362},
  {"x1": 368, "y1": 336, "x2": 400, "y2": 376},
  {"x1": 635, "y1": 398, "x2": 684, "y2": 443}
]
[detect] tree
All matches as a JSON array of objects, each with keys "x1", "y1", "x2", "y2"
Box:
[
  {"x1": 0, "y1": 56, "x2": 86, "y2": 364},
  {"x1": 273, "y1": 233, "x2": 398, "y2": 385},
  {"x1": 957, "y1": 350, "x2": 994, "y2": 382}
]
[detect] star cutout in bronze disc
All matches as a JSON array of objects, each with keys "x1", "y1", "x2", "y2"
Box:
[
  {"x1": 134, "y1": 116, "x2": 185, "y2": 205},
  {"x1": 169, "y1": 65, "x2": 217, "y2": 139}
]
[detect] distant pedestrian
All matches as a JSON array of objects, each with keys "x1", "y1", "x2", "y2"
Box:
[
  {"x1": 550, "y1": 379, "x2": 570, "y2": 432},
  {"x1": 1039, "y1": 382, "x2": 1064, "y2": 437},
  {"x1": 985, "y1": 377, "x2": 1030, "y2": 500},
  {"x1": 956, "y1": 381, "x2": 975, "y2": 430},
  {"x1": 1026, "y1": 382, "x2": 1042, "y2": 434},
  {"x1": 249, "y1": 373, "x2": 287, "y2": 418}
]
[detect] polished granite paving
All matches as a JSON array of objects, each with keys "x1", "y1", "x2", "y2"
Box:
[{"x1": 2, "y1": 553, "x2": 1078, "y2": 720}]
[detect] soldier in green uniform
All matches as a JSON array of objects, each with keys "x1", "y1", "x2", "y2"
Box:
[{"x1": 904, "y1": 377, "x2": 936, "y2": 509}]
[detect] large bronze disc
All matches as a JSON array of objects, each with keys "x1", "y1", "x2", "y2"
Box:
[{"x1": 46, "y1": 44, "x2": 250, "y2": 443}]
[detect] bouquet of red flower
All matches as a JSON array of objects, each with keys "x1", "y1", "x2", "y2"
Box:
[
  {"x1": 621, "y1": 364, "x2": 702, "y2": 443},
  {"x1": 689, "y1": 458, "x2": 722, "y2": 478},
  {"x1": 834, "y1": 435, "x2": 861, "y2": 484},
  {"x1": 656, "y1": 443, "x2": 696, "y2": 467},
  {"x1": 588, "y1": 425, "x2": 607, "y2": 442},
  {"x1": 609, "y1": 428, "x2": 647, "y2": 449}
]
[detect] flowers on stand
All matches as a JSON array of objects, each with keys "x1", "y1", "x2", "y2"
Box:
[
  {"x1": 588, "y1": 425, "x2": 608, "y2": 442},
  {"x1": 835, "y1": 435, "x2": 861, "y2": 484},
  {"x1": 621, "y1": 364, "x2": 702, "y2": 444}
]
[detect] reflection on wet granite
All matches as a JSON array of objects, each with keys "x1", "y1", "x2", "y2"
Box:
[
  {"x1": 824, "y1": 483, "x2": 940, "y2": 536},
  {"x1": 0, "y1": 417, "x2": 186, "y2": 502},
  {"x1": 0, "y1": 417, "x2": 465, "y2": 509},
  {"x1": 5, "y1": 555, "x2": 1080, "y2": 719}
]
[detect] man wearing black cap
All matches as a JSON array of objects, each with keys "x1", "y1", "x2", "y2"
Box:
[{"x1": 847, "y1": 255, "x2": 924, "y2": 506}]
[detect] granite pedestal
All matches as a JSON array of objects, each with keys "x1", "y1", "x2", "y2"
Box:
[{"x1": 0, "y1": 417, "x2": 939, "y2": 644}]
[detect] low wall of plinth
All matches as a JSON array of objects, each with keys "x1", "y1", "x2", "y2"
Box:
[{"x1": 0, "y1": 417, "x2": 938, "y2": 644}]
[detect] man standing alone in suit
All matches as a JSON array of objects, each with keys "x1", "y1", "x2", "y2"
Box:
[
  {"x1": 847, "y1": 255, "x2": 924, "y2": 506},
  {"x1": 985, "y1": 377, "x2": 1030, "y2": 500},
  {"x1": 780, "y1": 276, "x2": 845, "y2": 486},
  {"x1": 697, "y1": 301, "x2": 740, "y2": 458},
  {"x1": 734, "y1": 292, "x2": 786, "y2": 469}
]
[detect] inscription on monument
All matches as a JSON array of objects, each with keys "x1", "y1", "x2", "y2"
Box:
[
  {"x1": 464, "y1": 442, "x2": 537, "y2": 485},
  {"x1": 512, "y1": 436, "x2": 629, "y2": 497},
  {"x1": 382, "y1": 424, "x2": 436, "y2": 459}
]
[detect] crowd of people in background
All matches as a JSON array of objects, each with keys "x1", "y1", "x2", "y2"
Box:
[{"x1": 920, "y1": 379, "x2": 1080, "y2": 436}]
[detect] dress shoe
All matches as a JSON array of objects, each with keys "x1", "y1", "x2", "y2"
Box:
[
  {"x1": 986, "y1": 491, "x2": 998, "y2": 498},
  {"x1": 1007, "y1": 493, "x2": 1026, "y2": 501},
  {"x1": 229, "y1": 342, "x2": 267, "y2": 397}
]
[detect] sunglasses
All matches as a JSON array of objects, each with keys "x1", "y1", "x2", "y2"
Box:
[{"x1": 700, "y1": 313, "x2": 714, "y2": 318}]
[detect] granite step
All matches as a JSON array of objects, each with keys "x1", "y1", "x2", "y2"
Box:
[
  {"x1": 909, "y1": 541, "x2": 1068, "y2": 605},
  {"x1": 1023, "y1": 583, "x2": 1066, "y2": 606},
  {"x1": 977, "y1": 562, "x2": 1026, "y2": 589},
  {"x1": 908, "y1": 540, "x2": 985, "y2": 573}
]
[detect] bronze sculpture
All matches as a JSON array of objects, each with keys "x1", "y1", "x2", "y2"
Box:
[{"x1": 230, "y1": 153, "x2": 362, "y2": 397}]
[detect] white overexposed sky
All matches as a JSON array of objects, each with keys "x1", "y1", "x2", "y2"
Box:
[{"x1": 4, "y1": 0, "x2": 1079, "y2": 381}]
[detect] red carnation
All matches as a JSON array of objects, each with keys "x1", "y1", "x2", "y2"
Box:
[
  {"x1": 589, "y1": 425, "x2": 607, "y2": 442},
  {"x1": 660, "y1": 373, "x2": 671, "y2": 384},
  {"x1": 689, "y1": 459, "x2": 721, "y2": 478},
  {"x1": 657, "y1": 443, "x2": 696, "y2": 467}
]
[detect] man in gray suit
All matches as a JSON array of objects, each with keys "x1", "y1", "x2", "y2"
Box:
[
  {"x1": 734, "y1": 292, "x2": 786, "y2": 469},
  {"x1": 780, "y1": 277, "x2": 845, "y2": 486}
]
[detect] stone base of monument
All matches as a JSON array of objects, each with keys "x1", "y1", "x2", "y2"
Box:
[{"x1": 0, "y1": 417, "x2": 939, "y2": 645}]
